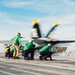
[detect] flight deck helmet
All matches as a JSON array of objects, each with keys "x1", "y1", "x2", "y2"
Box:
[{"x1": 17, "y1": 33, "x2": 21, "y2": 36}]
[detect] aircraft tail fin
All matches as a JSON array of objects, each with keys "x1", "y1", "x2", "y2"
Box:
[
  {"x1": 31, "y1": 20, "x2": 42, "y2": 39},
  {"x1": 45, "y1": 22, "x2": 60, "y2": 38}
]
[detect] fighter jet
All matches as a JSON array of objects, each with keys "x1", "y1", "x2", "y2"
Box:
[{"x1": 31, "y1": 20, "x2": 75, "y2": 53}]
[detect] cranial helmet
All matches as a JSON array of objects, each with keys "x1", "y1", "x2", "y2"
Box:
[
  {"x1": 7, "y1": 44, "x2": 10, "y2": 47},
  {"x1": 29, "y1": 39, "x2": 33, "y2": 42},
  {"x1": 48, "y1": 43, "x2": 51, "y2": 46},
  {"x1": 17, "y1": 33, "x2": 21, "y2": 36},
  {"x1": 18, "y1": 33, "x2": 21, "y2": 35}
]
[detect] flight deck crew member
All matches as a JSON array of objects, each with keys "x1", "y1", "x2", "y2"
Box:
[
  {"x1": 39, "y1": 44, "x2": 53, "y2": 60},
  {"x1": 9, "y1": 45, "x2": 14, "y2": 58},
  {"x1": 23, "y1": 40, "x2": 36, "y2": 60},
  {"x1": 13, "y1": 33, "x2": 22, "y2": 59}
]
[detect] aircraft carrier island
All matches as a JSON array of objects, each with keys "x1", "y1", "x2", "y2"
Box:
[{"x1": 0, "y1": 53, "x2": 75, "y2": 75}]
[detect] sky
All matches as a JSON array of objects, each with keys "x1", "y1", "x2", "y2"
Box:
[{"x1": 0, "y1": 0, "x2": 75, "y2": 40}]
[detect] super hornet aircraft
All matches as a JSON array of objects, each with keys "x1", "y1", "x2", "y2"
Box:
[
  {"x1": 0, "y1": 20, "x2": 75, "y2": 53},
  {"x1": 31, "y1": 20, "x2": 75, "y2": 53}
]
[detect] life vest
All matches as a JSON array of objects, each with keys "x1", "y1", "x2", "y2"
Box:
[{"x1": 5, "y1": 47, "x2": 10, "y2": 53}]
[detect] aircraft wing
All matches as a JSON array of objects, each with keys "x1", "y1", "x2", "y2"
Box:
[
  {"x1": 47, "y1": 40, "x2": 75, "y2": 45},
  {"x1": 33, "y1": 38, "x2": 47, "y2": 49},
  {"x1": 33, "y1": 39, "x2": 75, "y2": 53}
]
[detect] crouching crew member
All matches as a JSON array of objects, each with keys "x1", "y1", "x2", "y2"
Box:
[
  {"x1": 39, "y1": 44, "x2": 53, "y2": 60},
  {"x1": 5, "y1": 44, "x2": 11, "y2": 58},
  {"x1": 9, "y1": 45, "x2": 14, "y2": 58},
  {"x1": 23, "y1": 40, "x2": 36, "y2": 60}
]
